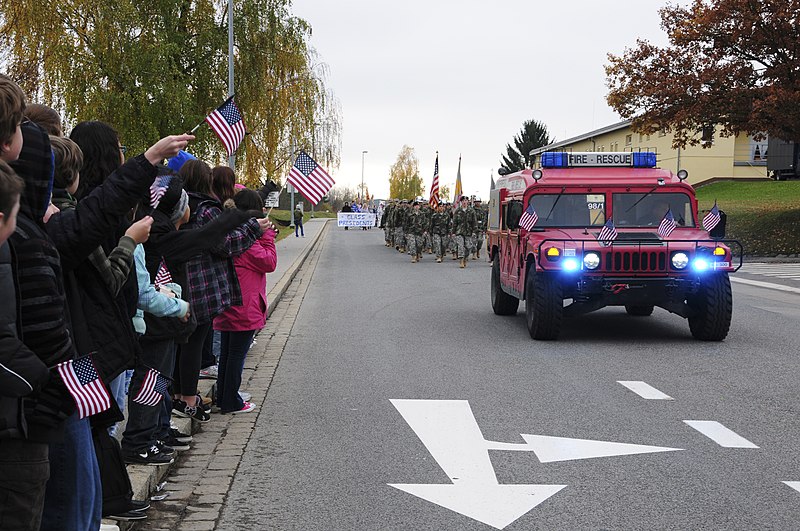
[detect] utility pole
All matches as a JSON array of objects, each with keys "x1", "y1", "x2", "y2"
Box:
[
  {"x1": 361, "y1": 150, "x2": 368, "y2": 205},
  {"x1": 227, "y1": 0, "x2": 235, "y2": 171}
]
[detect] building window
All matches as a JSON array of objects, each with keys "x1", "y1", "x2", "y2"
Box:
[
  {"x1": 659, "y1": 128, "x2": 667, "y2": 137},
  {"x1": 625, "y1": 134, "x2": 632, "y2": 146}
]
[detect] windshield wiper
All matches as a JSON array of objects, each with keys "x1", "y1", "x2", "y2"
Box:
[
  {"x1": 544, "y1": 186, "x2": 566, "y2": 221},
  {"x1": 624, "y1": 186, "x2": 658, "y2": 213}
]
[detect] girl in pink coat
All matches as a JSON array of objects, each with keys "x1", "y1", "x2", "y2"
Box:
[{"x1": 213, "y1": 189, "x2": 277, "y2": 413}]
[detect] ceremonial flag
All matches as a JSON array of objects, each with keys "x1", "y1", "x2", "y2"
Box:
[
  {"x1": 490, "y1": 175, "x2": 496, "y2": 190},
  {"x1": 154, "y1": 258, "x2": 172, "y2": 288},
  {"x1": 519, "y1": 204, "x2": 538, "y2": 231},
  {"x1": 702, "y1": 201, "x2": 721, "y2": 231},
  {"x1": 287, "y1": 151, "x2": 335, "y2": 205},
  {"x1": 657, "y1": 209, "x2": 677, "y2": 238},
  {"x1": 132, "y1": 368, "x2": 171, "y2": 407},
  {"x1": 429, "y1": 154, "x2": 440, "y2": 207},
  {"x1": 453, "y1": 155, "x2": 463, "y2": 203},
  {"x1": 56, "y1": 354, "x2": 111, "y2": 418},
  {"x1": 205, "y1": 96, "x2": 247, "y2": 157},
  {"x1": 597, "y1": 218, "x2": 618, "y2": 246}
]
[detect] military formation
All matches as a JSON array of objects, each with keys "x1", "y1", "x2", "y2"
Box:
[{"x1": 379, "y1": 196, "x2": 489, "y2": 268}]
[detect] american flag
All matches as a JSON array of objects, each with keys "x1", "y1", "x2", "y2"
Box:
[
  {"x1": 56, "y1": 354, "x2": 111, "y2": 418},
  {"x1": 154, "y1": 258, "x2": 172, "y2": 288},
  {"x1": 519, "y1": 204, "x2": 538, "y2": 231},
  {"x1": 429, "y1": 155, "x2": 440, "y2": 207},
  {"x1": 658, "y1": 208, "x2": 676, "y2": 238},
  {"x1": 597, "y1": 218, "x2": 618, "y2": 246},
  {"x1": 287, "y1": 151, "x2": 335, "y2": 205},
  {"x1": 702, "y1": 202, "x2": 721, "y2": 231},
  {"x1": 132, "y1": 368, "x2": 171, "y2": 407},
  {"x1": 150, "y1": 174, "x2": 172, "y2": 208},
  {"x1": 205, "y1": 96, "x2": 246, "y2": 157}
]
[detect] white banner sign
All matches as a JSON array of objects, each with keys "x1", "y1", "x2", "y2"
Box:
[
  {"x1": 337, "y1": 213, "x2": 376, "y2": 227},
  {"x1": 263, "y1": 191, "x2": 280, "y2": 208}
]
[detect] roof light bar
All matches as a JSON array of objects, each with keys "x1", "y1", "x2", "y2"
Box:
[{"x1": 540, "y1": 152, "x2": 657, "y2": 169}]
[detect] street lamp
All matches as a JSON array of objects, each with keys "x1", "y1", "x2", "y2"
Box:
[{"x1": 361, "y1": 150, "x2": 368, "y2": 205}]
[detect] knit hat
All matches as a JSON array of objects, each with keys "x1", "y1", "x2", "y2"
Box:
[{"x1": 166, "y1": 150, "x2": 196, "y2": 173}]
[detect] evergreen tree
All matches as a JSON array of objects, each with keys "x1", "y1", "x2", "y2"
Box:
[{"x1": 500, "y1": 119, "x2": 552, "y2": 172}]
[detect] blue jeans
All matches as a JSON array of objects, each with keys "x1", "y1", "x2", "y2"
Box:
[
  {"x1": 218, "y1": 330, "x2": 256, "y2": 412},
  {"x1": 122, "y1": 337, "x2": 175, "y2": 452},
  {"x1": 107, "y1": 370, "x2": 132, "y2": 437},
  {"x1": 295, "y1": 221, "x2": 304, "y2": 237},
  {"x1": 40, "y1": 413, "x2": 101, "y2": 531}
]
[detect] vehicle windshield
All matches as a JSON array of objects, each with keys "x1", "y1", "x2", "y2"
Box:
[
  {"x1": 612, "y1": 192, "x2": 695, "y2": 228},
  {"x1": 527, "y1": 194, "x2": 607, "y2": 227}
]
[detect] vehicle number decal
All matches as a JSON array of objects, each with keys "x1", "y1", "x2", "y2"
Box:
[{"x1": 587, "y1": 202, "x2": 604, "y2": 210}]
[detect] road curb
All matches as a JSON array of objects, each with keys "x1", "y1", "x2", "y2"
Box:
[{"x1": 115, "y1": 219, "x2": 331, "y2": 529}]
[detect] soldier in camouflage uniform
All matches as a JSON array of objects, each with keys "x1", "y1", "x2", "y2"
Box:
[
  {"x1": 406, "y1": 200, "x2": 427, "y2": 262},
  {"x1": 394, "y1": 200, "x2": 408, "y2": 252},
  {"x1": 420, "y1": 203, "x2": 433, "y2": 253},
  {"x1": 381, "y1": 201, "x2": 395, "y2": 247},
  {"x1": 472, "y1": 197, "x2": 488, "y2": 260},
  {"x1": 452, "y1": 195, "x2": 477, "y2": 268},
  {"x1": 430, "y1": 203, "x2": 450, "y2": 263}
]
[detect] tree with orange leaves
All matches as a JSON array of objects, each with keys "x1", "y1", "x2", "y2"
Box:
[{"x1": 606, "y1": 0, "x2": 800, "y2": 148}]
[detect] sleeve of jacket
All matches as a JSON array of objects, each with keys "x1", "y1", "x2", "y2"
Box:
[
  {"x1": 46, "y1": 155, "x2": 157, "y2": 272},
  {"x1": 134, "y1": 245, "x2": 188, "y2": 319},
  {"x1": 237, "y1": 231, "x2": 277, "y2": 275},
  {"x1": 197, "y1": 205, "x2": 262, "y2": 258},
  {"x1": 87, "y1": 236, "x2": 136, "y2": 297},
  {"x1": 0, "y1": 329, "x2": 50, "y2": 397}
]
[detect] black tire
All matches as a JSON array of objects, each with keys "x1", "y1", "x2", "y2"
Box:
[
  {"x1": 688, "y1": 273, "x2": 733, "y2": 341},
  {"x1": 525, "y1": 268, "x2": 562, "y2": 340},
  {"x1": 491, "y1": 255, "x2": 519, "y2": 316},
  {"x1": 625, "y1": 305, "x2": 654, "y2": 316}
]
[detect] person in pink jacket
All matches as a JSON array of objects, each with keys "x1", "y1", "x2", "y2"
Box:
[{"x1": 213, "y1": 189, "x2": 277, "y2": 413}]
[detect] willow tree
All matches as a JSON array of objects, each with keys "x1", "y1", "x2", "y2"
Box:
[
  {"x1": 0, "y1": 0, "x2": 341, "y2": 186},
  {"x1": 388, "y1": 145, "x2": 422, "y2": 200}
]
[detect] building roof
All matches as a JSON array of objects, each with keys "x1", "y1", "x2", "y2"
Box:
[{"x1": 530, "y1": 119, "x2": 632, "y2": 156}]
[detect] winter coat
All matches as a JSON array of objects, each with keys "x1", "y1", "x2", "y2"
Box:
[
  {"x1": 0, "y1": 242, "x2": 50, "y2": 440},
  {"x1": 213, "y1": 230, "x2": 277, "y2": 332},
  {"x1": 182, "y1": 193, "x2": 261, "y2": 323}
]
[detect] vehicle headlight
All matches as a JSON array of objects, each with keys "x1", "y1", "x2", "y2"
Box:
[
  {"x1": 693, "y1": 258, "x2": 709, "y2": 272},
  {"x1": 671, "y1": 252, "x2": 689, "y2": 270},
  {"x1": 583, "y1": 252, "x2": 600, "y2": 270},
  {"x1": 562, "y1": 258, "x2": 579, "y2": 272}
]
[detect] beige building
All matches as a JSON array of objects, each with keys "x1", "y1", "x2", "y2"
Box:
[{"x1": 530, "y1": 120, "x2": 770, "y2": 185}]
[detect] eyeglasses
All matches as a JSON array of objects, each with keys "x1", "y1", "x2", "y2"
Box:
[{"x1": 119, "y1": 145, "x2": 127, "y2": 154}]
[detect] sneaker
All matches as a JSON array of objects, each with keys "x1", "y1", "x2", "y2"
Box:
[
  {"x1": 129, "y1": 500, "x2": 151, "y2": 512},
  {"x1": 199, "y1": 365, "x2": 218, "y2": 379},
  {"x1": 100, "y1": 524, "x2": 121, "y2": 531},
  {"x1": 228, "y1": 401, "x2": 256, "y2": 414},
  {"x1": 162, "y1": 434, "x2": 190, "y2": 451},
  {"x1": 172, "y1": 399, "x2": 210, "y2": 423},
  {"x1": 169, "y1": 427, "x2": 192, "y2": 443},
  {"x1": 197, "y1": 394, "x2": 212, "y2": 412},
  {"x1": 123, "y1": 445, "x2": 174, "y2": 466},
  {"x1": 106, "y1": 510, "x2": 147, "y2": 522},
  {"x1": 155, "y1": 440, "x2": 175, "y2": 456},
  {"x1": 238, "y1": 391, "x2": 252, "y2": 402}
]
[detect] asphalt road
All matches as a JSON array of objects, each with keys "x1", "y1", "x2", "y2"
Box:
[{"x1": 218, "y1": 228, "x2": 800, "y2": 530}]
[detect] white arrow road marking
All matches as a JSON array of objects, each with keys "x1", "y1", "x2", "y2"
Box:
[
  {"x1": 783, "y1": 481, "x2": 800, "y2": 494},
  {"x1": 389, "y1": 484, "x2": 566, "y2": 530},
  {"x1": 684, "y1": 421, "x2": 759, "y2": 448},
  {"x1": 617, "y1": 381, "x2": 674, "y2": 400},
  {"x1": 389, "y1": 399, "x2": 682, "y2": 529}
]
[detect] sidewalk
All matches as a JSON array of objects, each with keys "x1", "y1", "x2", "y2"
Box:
[{"x1": 118, "y1": 218, "x2": 331, "y2": 528}]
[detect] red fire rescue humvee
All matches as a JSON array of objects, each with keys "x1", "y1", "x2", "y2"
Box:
[{"x1": 486, "y1": 151, "x2": 742, "y2": 341}]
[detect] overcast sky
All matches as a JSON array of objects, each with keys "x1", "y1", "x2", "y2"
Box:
[{"x1": 291, "y1": 0, "x2": 677, "y2": 201}]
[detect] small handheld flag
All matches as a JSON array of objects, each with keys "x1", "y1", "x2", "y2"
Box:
[
  {"x1": 597, "y1": 218, "x2": 618, "y2": 246},
  {"x1": 205, "y1": 96, "x2": 246, "y2": 157},
  {"x1": 56, "y1": 354, "x2": 111, "y2": 419},
  {"x1": 287, "y1": 151, "x2": 335, "y2": 205},
  {"x1": 658, "y1": 209, "x2": 677, "y2": 238},
  {"x1": 519, "y1": 204, "x2": 538, "y2": 231},
  {"x1": 702, "y1": 202, "x2": 721, "y2": 231},
  {"x1": 429, "y1": 154, "x2": 440, "y2": 207},
  {"x1": 154, "y1": 258, "x2": 172, "y2": 288},
  {"x1": 132, "y1": 368, "x2": 171, "y2": 407}
]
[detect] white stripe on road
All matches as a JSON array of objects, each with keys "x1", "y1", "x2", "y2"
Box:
[
  {"x1": 783, "y1": 481, "x2": 800, "y2": 494},
  {"x1": 730, "y1": 276, "x2": 800, "y2": 295},
  {"x1": 684, "y1": 421, "x2": 759, "y2": 448},
  {"x1": 617, "y1": 381, "x2": 674, "y2": 400}
]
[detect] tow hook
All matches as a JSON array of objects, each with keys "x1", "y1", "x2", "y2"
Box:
[{"x1": 608, "y1": 283, "x2": 630, "y2": 294}]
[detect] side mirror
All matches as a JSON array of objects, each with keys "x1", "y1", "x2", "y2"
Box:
[
  {"x1": 709, "y1": 210, "x2": 726, "y2": 239},
  {"x1": 498, "y1": 167, "x2": 511, "y2": 176}
]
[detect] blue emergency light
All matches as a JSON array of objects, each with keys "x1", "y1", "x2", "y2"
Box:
[{"x1": 539, "y1": 151, "x2": 657, "y2": 169}]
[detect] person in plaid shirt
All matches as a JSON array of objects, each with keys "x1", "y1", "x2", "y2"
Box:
[{"x1": 172, "y1": 160, "x2": 270, "y2": 421}]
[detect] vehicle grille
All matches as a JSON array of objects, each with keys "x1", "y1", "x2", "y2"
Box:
[{"x1": 603, "y1": 250, "x2": 667, "y2": 273}]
